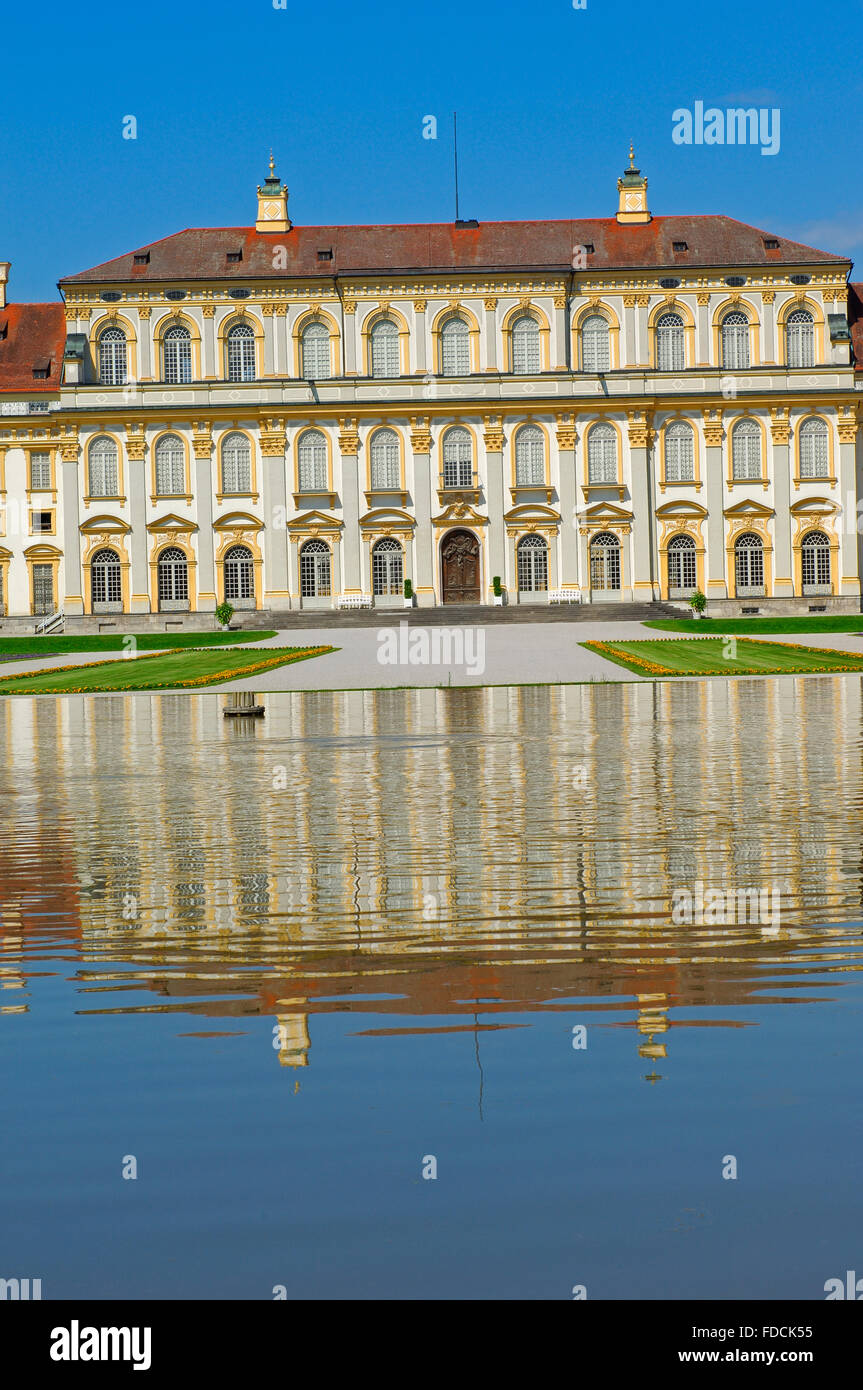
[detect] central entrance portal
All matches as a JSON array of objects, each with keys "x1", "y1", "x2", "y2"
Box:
[{"x1": 441, "y1": 529, "x2": 481, "y2": 603}]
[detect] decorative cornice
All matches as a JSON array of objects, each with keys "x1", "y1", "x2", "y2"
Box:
[
  {"x1": 124, "y1": 423, "x2": 147, "y2": 460},
  {"x1": 191, "y1": 422, "x2": 213, "y2": 458},
  {"x1": 259, "y1": 416, "x2": 286, "y2": 456},
  {"x1": 409, "y1": 414, "x2": 431, "y2": 452},
  {"x1": 338, "y1": 416, "x2": 360, "y2": 455},
  {"x1": 482, "y1": 415, "x2": 504, "y2": 452}
]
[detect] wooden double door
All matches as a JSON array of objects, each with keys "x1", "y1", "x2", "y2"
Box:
[{"x1": 441, "y1": 529, "x2": 481, "y2": 603}]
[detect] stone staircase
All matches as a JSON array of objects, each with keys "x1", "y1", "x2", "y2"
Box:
[{"x1": 250, "y1": 600, "x2": 685, "y2": 630}]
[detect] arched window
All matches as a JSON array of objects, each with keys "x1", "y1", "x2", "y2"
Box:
[
  {"x1": 299, "y1": 539, "x2": 331, "y2": 598},
  {"x1": 221, "y1": 432, "x2": 251, "y2": 493},
  {"x1": 656, "y1": 313, "x2": 685, "y2": 371},
  {"x1": 515, "y1": 424, "x2": 545, "y2": 485},
  {"x1": 154, "y1": 434, "x2": 185, "y2": 495},
  {"x1": 226, "y1": 323, "x2": 256, "y2": 382},
  {"x1": 442, "y1": 426, "x2": 473, "y2": 488},
  {"x1": 517, "y1": 534, "x2": 548, "y2": 592},
  {"x1": 163, "y1": 325, "x2": 192, "y2": 384},
  {"x1": 801, "y1": 530, "x2": 831, "y2": 593},
  {"x1": 224, "y1": 544, "x2": 255, "y2": 606},
  {"x1": 731, "y1": 418, "x2": 762, "y2": 480},
  {"x1": 91, "y1": 548, "x2": 122, "y2": 610},
  {"x1": 370, "y1": 429, "x2": 400, "y2": 489},
  {"x1": 786, "y1": 310, "x2": 814, "y2": 368},
  {"x1": 302, "y1": 321, "x2": 331, "y2": 380},
  {"x1": 589, "y1": 532, "x2": 621, "y2": 591},
  {"x1": 721, "y1": 312, "x2": 750, "y2": 370},
  {"x1": 297, "y1": 429, "x2": 327, "y2": 491},
  {"x1": 88, "y1": 436, "x2": 119, "y2": 497},
  {"x1": 588, "y1": 422, "x2": 617, "y2": 484},
  {"x1": 511, "y1": 315, "x2": 540, "y2": 373},
  {"x1": 734, "y1": 533, "x2": 765, "y2": 594},
  {"x1": 370, "y1": 319, "x2": 399, "y2": 378},
  {"x1": 581, "y1": 315, "x2": 610, "y2": 372},
  {"x1": 440, "y1": 316, "x2": 470, "y2": 376},
  {"x1": 799, "y1": 417, "x2": 829, "y2": 478},
  {"x1": 157, "y1": 546, "x2": 189, "y2": 609},
  {"x1": 99, "y1": 327, "x2": 127, "y2": 385},
  {"x1": 664, "y1": 421, "x2": 695, "y2": 483},
  {"x1": 372, "y1": 537, "x2": 403, "y2": 597},
  {"x1": 667, "y1": 533, "x2": 697, "y2": 595}
]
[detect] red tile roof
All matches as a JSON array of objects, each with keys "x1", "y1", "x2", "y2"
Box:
[
  {"x1": 0, "y1": 303, "x2": 65, "y2": 393},
  {"x1": 59, "y1": 214, "x2": 849, "y2": 285}
]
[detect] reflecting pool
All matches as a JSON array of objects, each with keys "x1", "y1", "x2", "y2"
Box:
[{"x1": 1, "y1": 679, "x2": 862, "y2": 1298}]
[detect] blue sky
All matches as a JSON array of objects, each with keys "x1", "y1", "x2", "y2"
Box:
[{"x1": 3, "y1": 0, "x2": 860, "y2": 302}]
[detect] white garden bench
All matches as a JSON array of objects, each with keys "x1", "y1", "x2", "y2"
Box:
[
  {"x1": 549, "y1": 588, "x2": 582, "y2": 605},
  {"x1": 338, "y1": 593, "x2": 373, "y2": 610}
]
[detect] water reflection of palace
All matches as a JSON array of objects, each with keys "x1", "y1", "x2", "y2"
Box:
[{"x1": 2, "y1": 681, "x2": 863, "y2": 1071}]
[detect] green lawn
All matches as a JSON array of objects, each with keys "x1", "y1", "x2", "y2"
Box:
[
  {"x1": 0, "y1": 630, "x2": 275, "y2": 656},
  {"x1": 582, "y1": 636, "x2": 863, "y2": 678},
  {"x1": 0, "y1": 645, "x2": 334, "y2": 694},
  {"x1": 645, "y1": 615, "x2": 863, "y2": 635}
]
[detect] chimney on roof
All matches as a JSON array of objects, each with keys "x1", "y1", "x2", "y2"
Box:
[
  {"x1": 256, "y1": 152, "x2": 291, "y2": 234},
  {"x1": 616, "y1": 144, "x2": 651, "y2": 225},
  {"x1": 0, "y1": 262, "x2": 9, "y2": 310}
]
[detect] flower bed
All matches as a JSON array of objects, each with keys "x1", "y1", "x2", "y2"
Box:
[{"x1": 0, "y1": 645, "x2": 335, "y2": 695}]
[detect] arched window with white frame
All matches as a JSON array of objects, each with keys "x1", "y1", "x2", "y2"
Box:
[
  {"x1": 226, "y1": 323, "x2": 256, "y2": 382},
  {"x1": 157, "y1": 545, "x2": 189, "y2": 610},
  {"x1": 664, "y1": 421, "x2": 695, "y2": 483},
  {"x1": 221, "y1": 432, "x2": 251, "y2": 494},
  {"x1": 511, "y1": 315, "x2": 540, "y2": 374},
  {"x1": 517, "y1": 534, "x2": 548, "y2": 592},
  {"x1": 588, "y1": 422, "x2": 617, "y2": 484},
  {"x1": 515, "y1": 424, "x2": 545, "y2": 485},
  {"x1": 734, "y1": 532, "x2": 765, "y2": 594},
  {"x1": 581, "y1": 315, "x2": 610, "y2": 372},
  {"x1": 589, "y1": 532, "x2": 621, "y2": 591},
  {"x1": 656, "y1": 313, "x2": 685, "y2": 371},
  {"x1": 91, "y1": 548, "x2": 122, "y2": 611},
  {"x1": 299, "y1": 539, "x2": 331, "y2": 598},
  {"x1": 799, "y1": 417, "x2": 829, "y2": 478},
  {"x1": 372, "y1": 538, "x2": 403, "y2": 597},
  {"x1": 162, "y1": 325, "x2": 192, "y2": 384},
  {"x1": 801, "y1": 530, "x2": 831, "y2": 593},
  {"x1": 154, "y1": 434, "x2": 185, "y2": 495},
  {"x1": 731, "y1": 418, "x2": 762, "y2": 480},
  {"x1": 721, "y1": 311, "x2": 750, "y2": 370},
  {"x1": 99, "y1": 327, "x2": 127, "y2": 385},
  {"x1": 297, "y1": 430, "x2": 327, "y2": 492},
  {"x1": 786, "y1": 310, "x2": 814, "y2": 368},
  {"x1": 442, "y1": 426, "x2": 473, "y2": 488},
  {"x1": 223, "y1": 544, "x2": 255, "y2": 607},
  {"x1": 302, "y1": 321, "x2": 331, "y2": 380},
  {"x1": 88, "y1": 436, "x2": 119, "y2": 497},
  {"x1": 667, "y1": 533, "x2": 697, "y2": 596},
  {"x1": 370, "y1": 318, "x2": 399, "y2": 378},
  {"x1": 440, "y1": 316, "x2": 470, "y2": 376},
  {"x1": 370, "y1": 429, "x2": 400, "y2": 489}
]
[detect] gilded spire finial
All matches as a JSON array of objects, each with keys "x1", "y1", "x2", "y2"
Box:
[
  {"x1": 629, "y1": 141, "x2": 635, "y2": 169},
  {"x1": 269, "y1": 150, "x2": 275, "y2": 177}
]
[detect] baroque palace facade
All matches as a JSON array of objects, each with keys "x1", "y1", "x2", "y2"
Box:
[{"x1": 1, "y1": 152, "x2": 862, "y2": 623}]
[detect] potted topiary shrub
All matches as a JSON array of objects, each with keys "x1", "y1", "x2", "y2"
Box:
[
  {"x1": 689, "y1": 589, "x2": 707, "y2": 619},
  {"x1": 403, "y1": 578, "x2": 414, "y2": 608},
  {"x1": 215, "y1": 600, "x2": 235, "y2": 632},
  {"x1": 492, "y1": 575, "x2": 505, "y2": 607}
]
